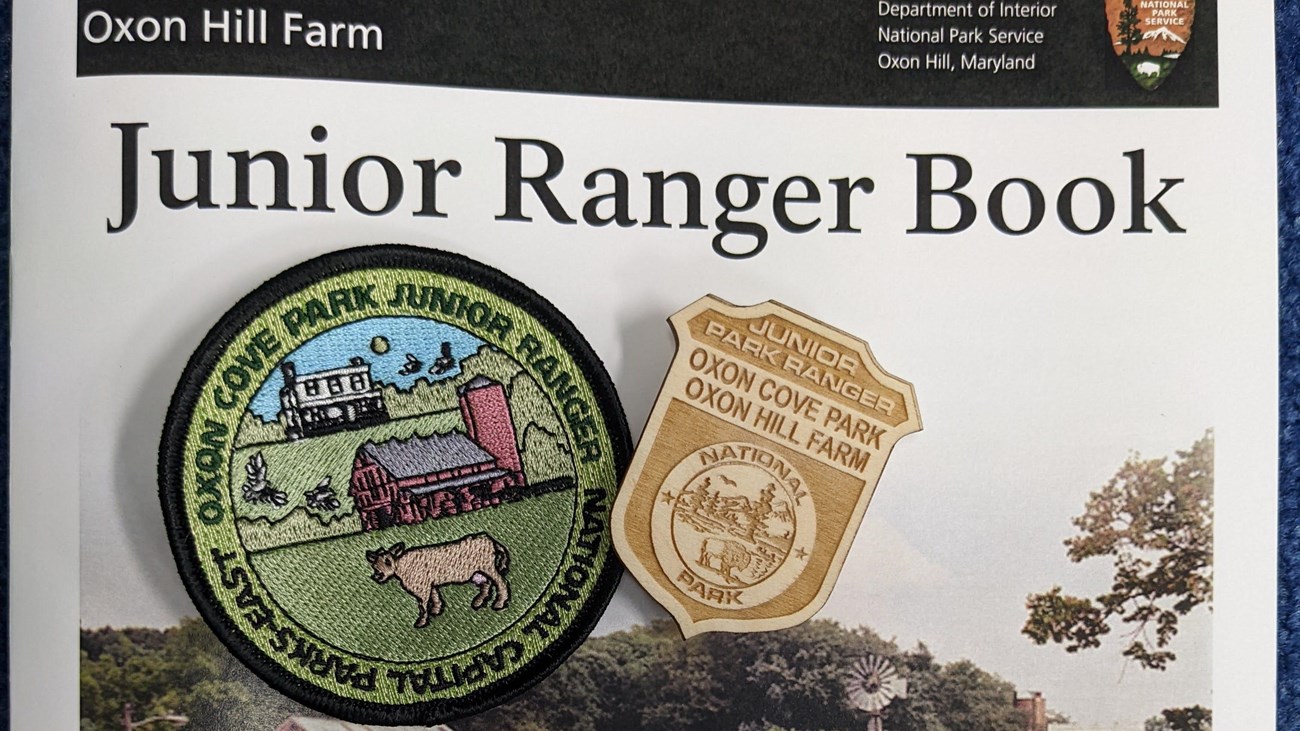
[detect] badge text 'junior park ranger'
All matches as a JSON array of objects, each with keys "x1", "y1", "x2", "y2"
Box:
[{"x1": 612, "y1": 297, "x2": 921, "y2": 637}]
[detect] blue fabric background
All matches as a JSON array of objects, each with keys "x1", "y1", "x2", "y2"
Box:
[
  {"x1": 0, "y1": 2, "x2": 1290, "y2": 726},
  {"x1": 1277, "y1": 0, "x2": 1297, "y2": 724}
]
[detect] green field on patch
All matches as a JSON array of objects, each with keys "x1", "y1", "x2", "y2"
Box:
[
  {"x1": 249, "y1": 489, "x2": 575, "y2": 662},
  {"x1": 233, "y1": 410, "x2": 464, "y2": 550}
]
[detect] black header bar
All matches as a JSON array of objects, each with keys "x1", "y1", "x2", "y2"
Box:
[{"x1": 76, "y1": 0, "x2": 1217, "y2": 107}]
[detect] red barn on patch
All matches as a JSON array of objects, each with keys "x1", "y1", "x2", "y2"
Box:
[{"x1": 349, "y1": 376, "x2": 525, "y2": 531}]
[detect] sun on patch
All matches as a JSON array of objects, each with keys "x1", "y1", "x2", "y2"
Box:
[{"x1": 159, "y1": 245, "x2": 630, "y2": 725}]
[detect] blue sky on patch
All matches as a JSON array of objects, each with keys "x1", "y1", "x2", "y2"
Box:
[{"x1": 248, "y1": 316, "x2": 485, "y2": 421}]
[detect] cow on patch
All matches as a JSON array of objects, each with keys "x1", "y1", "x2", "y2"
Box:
[{"x1": 366, "y1": 533, "x2": 511, "y2": 628}]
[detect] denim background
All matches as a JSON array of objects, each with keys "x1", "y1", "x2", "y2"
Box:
[{"x1": 0, "y1": 2, "x2": 1292, "y2": 726}]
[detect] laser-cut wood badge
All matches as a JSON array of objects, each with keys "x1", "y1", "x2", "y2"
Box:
[{"x1": 612, "y1": 296, "x2": 921, "y2": 637}]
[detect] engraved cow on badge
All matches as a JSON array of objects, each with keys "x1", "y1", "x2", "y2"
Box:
[
  {"x1": 366, "y1": 533, "x2": 511, "y2": 628},
  {"x1": 697, "y1": 537, "x2": 753, "y2": 585}
]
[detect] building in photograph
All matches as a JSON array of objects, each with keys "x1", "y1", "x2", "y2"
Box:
[
  {"x1": 279, "y1": 357, "x2": 390, "y2": 440},
  {"x1": 349, "y1": 376, "x2": 525, "y2": 531},
  {"x1": 1013, "y1": 691, "x2": 1048, "y2": 731}
]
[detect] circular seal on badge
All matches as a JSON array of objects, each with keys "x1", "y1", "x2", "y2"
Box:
[
  {"x1": 651, "y1": 442, "x2": 816, "y2": 609},
  {"x1": 159, "y1": 245, "x2": 631, "y2": 725}
]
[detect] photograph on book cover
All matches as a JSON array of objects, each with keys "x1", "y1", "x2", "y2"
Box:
[{"x1": 10, "y1": 1, "x2": 1276, "y2": 729}]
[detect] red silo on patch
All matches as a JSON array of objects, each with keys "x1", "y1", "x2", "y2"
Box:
[{"x1": 459, "y1": 376, "x2": 523, "y2": 474}]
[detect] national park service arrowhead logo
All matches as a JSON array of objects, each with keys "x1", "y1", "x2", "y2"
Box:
[
  {"x1": 611, "y1": 297, "x2": 921, "y2": 637},
  {"x1": 1107, "y1": 0, "x2": 1194, "y2": 90},
  {"x1": 159, "y1": 245, "x2": 630, "y2": 725}
]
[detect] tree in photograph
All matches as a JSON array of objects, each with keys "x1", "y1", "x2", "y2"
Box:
[
  {"x1": 82, "y1": 617, "x2": 1041, "y2": 731},
  {"x1": 80, "y1": 620, "x2": 313, "y2": 731},
  {"x1": 1023, "y1": 431, "x2": 1213, "y2": 670},
  {"x1": 1116, "y1": 0, "x2": 1144, "y2": 56},
  {"x1": 1145, "y1": 705, "x2": 1212, "y2": 731},
  {"x1": 458, "y1": 620, "x2": 1028, "y2": 731},
  {"x1": 1047, "y1": 710, "x2": 1074, "y2": 725}
]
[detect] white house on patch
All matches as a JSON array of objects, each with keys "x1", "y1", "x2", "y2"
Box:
[{"x1": 278, "y1": 357, "x2": 390, "y2": 440}]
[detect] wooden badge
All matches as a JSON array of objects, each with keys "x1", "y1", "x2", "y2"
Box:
[{"x1": 612, "y1": 296, "x2": 921, "y2": 636}]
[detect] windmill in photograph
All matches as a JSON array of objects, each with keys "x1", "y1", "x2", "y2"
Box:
[{"x1": 846, "y1": 655, "x2": 907, "y2": 731}]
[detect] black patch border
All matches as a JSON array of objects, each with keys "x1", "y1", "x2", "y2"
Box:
[{"x1": 159, "y1": 244, "x2": 631, "y2": 725}]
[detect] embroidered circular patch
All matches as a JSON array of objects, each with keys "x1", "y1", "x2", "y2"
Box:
[{"x1": 159, "y1": 245, "x2": 631, "y2": 725}]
